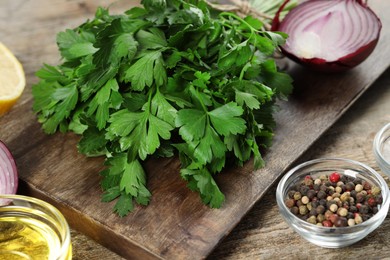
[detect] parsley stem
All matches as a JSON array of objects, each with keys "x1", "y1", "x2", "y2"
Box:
[{"x1": 219, "y1": 12, "x2": 258, "y2": 34}]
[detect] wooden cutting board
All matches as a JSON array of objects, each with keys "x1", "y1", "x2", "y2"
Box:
[{"x1": 1, "y1": 1, "x2": 389, "y2": 259}]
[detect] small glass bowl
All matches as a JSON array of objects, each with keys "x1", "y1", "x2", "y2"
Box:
[
  {"x1": 276, "y1": 158, "x2": 390, "y2": 248},
  {"x1": 374, "y1": 122, "x2": 390, "y2": 177},
  {"x1": 0, "y1": 194, "x2": 72, "y2": 259}
]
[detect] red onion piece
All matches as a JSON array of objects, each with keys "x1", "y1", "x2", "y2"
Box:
[
  {"x1": 0, "y1": 140, "x2": 18, "y2": 197},
  {"x1": 272, "y1": 0, "x2": 382, "y2": 72}
]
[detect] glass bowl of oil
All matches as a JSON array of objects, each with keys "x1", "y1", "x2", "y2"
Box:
[{"x1": 0, "y1": 194, "x2": 71, "y2": 260}]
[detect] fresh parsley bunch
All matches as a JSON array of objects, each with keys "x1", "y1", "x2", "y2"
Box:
[{"x1": 32, "y1": 0, "x2": 292, "y2": 216}]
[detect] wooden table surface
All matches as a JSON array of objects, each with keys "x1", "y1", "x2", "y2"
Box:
[
  {"x1": 1, "y1": 0, "x2": 389, "y2": 259},
  {"x1": 70, "y1": 68, "x2": 390, "y2": 260}
]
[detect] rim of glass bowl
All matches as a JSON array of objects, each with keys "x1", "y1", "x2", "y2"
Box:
[
  {"x1": 276, "y1": 157, "x2": 390, "y2": 231},
  {"x1": 0, "y1": 194, "x2": 71, "y2": 259},
  {"x1": 374, "y1": 122, "x2": 390, "y2": 166}
]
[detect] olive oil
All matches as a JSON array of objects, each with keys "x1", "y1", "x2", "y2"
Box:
[
  {"x1": 0, "y1": 195, "x2": 72, "y2": 260},
  {"x1": 0, "y1": 215, "x2": 60, "y2": 259}
]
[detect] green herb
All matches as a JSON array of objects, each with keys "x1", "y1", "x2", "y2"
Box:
[{"x1": 32, "y1": 0, "x2": 292, "y2": 216}]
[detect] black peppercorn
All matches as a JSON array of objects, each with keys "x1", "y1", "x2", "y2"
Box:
[
  {"x1": 350, "y1": 190, "x2": 357, "y2": 199},
  {"x1": 353, "y1": 178, "x2": 362, "y2": 185},
  {"x1": 307, "y1": 189, "x2": 316, "y2": 199},
  {"x1": 291, "y1": 206, "x2": 299, "y2": 215},
  {"x1": 319, "y1": 199, "x2": 327, "y2": 207},
  {"x1": 300, "y1": 185, "x2": 310, "y2": 196},
  {"x1": 317, "y1": 190, "x2": 326, "y2": 200},
  {"x1": 316, "y1": 205, "x2": 325, "y2": 215},
  {"x1": 347, "y1": 212, "x2": 354, "y2": 219},
  {"x1": 309, "y1": 208, "x2": 317, "y2": 216},
  {"x1": 349, "y1": 205, "x2": 357, "y2": 213},
  {"x1": 345, "y1": 182, "x2": 355, "y2": 191},
  {"x1": 311, "y1": 201, "x2": 319, "y2": 208},
  {"x1": 334, "y1": 217, "x2": 348, "y2": 227},
  {"x1": 359, "y1": 205, "x2": 369, "y2": 214}
]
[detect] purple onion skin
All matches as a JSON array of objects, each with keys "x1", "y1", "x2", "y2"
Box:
[
  {"x1": 0, "y1": 140, "x2": 18, "y2": 195},
  {"x1": 273, "y1": 0, "x2": 382, "y2": 73}
]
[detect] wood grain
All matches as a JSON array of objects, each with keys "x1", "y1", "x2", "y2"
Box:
[
  {"x1": 209, "y1": 67, "x2": 390, "y2": 260},
  {"x1": 0, "y1": 1, "x2": 389, "y2": 259}
]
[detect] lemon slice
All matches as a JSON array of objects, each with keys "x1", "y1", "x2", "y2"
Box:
[{"x1": 0, "y1": 42, "x2": 26, "y2": 116}]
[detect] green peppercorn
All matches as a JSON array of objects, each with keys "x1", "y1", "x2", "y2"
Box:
[
  {"x1": 299, "y1": 205, "x2": 308, "y2": 215},
  {"x1": 340, "y1": 192, "x2": 350, "y2": 202},
  {"x1": 371, "y1": 186, "x2": 381, "y2": 196},
  {"x1": 317, "y1": 214, "x2": 325, "y2": 223},
  {"x1": 307, "y1": 215, "x2": 317, "y2": 224},
  {"x1": 294, "y1": 192, "x2": 302, "y2": 201},
  {"x1": 332, "y1": 192, "x2": 341, "y2": 198},
  {"x1": 319, "y1": 175, "x2": 327, "y2": 181}
]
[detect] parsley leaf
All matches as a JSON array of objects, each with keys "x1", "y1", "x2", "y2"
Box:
[{"x1": 32, "y1": 0, "x2": 293, "y2": 216}]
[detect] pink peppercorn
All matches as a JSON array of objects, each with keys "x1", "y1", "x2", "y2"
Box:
[
  {"x1": 322, "y1": 220, "x2": 333, "y2": 227},
  {"x1": 329, "y1": 172, "x2": 340, "y2": 183}
]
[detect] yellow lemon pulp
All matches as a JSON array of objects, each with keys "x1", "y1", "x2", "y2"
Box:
[{"x1": 0, "y1": 42, "x2": 25, "y2": 116}]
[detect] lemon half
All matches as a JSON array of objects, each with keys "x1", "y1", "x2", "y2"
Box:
[{"x1": 0, "y1": 42, "x2": 26, "y2": 116}]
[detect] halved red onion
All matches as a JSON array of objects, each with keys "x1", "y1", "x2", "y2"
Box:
[
  {"x1": 272, "y1": 0, "x2": 382, "y2": 72},
  {"x1": 0, "y1": 140, "x2": 18, "y2": 197}
]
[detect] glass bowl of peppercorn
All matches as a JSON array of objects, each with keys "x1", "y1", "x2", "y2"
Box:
[
  {"x1": 276, "y1": 158, "x2": 390, "y2": 248},
  {"x1": 374, "y1": 122, "x2": 390, "y2": 177}
]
